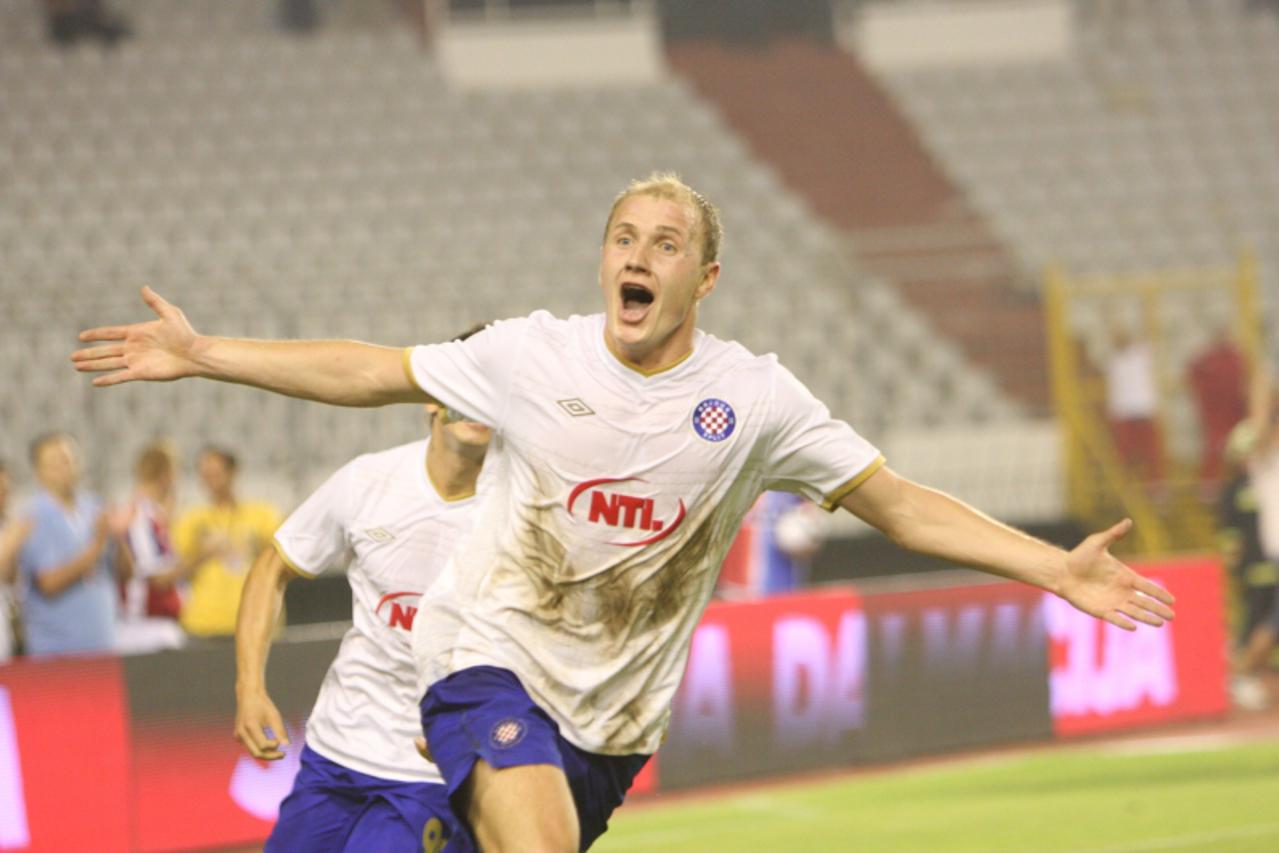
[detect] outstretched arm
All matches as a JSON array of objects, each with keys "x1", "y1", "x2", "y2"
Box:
[
  {"x1": 72, "y1": 287, "x2": 428, "y2": 407},
  {"x1": 840, "y1": 466, "x2": 1175, "y2": 631},
  {"x1": 234, "y1": 545, "x2": 302, "y2": 760}
]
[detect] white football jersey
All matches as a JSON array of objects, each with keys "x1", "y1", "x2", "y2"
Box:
[
  {"x1": 405, "y1": 312, "x2": 882, "y2": 756},
  {"x1": 274, "y1": 439, "x2": 483, "y2": 783}
]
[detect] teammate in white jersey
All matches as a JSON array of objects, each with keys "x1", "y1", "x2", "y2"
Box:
[
  {"x1": 75, "y1": 174, "x2": 1176, "y2": 853},
  {"x1": 234, "y1": 342, "x2": 491, "y2": 851}
]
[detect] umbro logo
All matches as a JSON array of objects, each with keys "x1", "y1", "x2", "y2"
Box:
[
  {"x1": 557, "y1": 398, "x2": 595, "y2": 417},
  {"x1": 365, "y1": 527, "x2": 395, "y2": 543}
]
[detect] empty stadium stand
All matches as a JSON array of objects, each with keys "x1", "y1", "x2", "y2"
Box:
[{"x1": 1, "y1": 0, "x2": 1020, "y2": 507}]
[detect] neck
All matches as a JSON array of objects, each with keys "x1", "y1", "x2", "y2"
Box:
[
  {"x1": 426, "y1": 436, "x2": 483, "y2": 502},
  {"x1": 212, "y1": 491, "x2": 235, "y2": 508},
  {"x1": 45, "y1": 484, "x2": 75, "y2": 506},
  {"x1": 604, "y1": 324, "x2": 697, "y2": 376}
]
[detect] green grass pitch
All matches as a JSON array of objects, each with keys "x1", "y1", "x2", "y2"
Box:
[{"x1": 598, "y1": 739, "x2": 1279, "y2": 852}]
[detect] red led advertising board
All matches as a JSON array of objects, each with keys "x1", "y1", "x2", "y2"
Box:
[
  {"x1": 0, "y1": 657, "x2": 130, "y2": 853},
  {"x1": 1047, "y1": 556, "x2": 1229, "y2": 737}
]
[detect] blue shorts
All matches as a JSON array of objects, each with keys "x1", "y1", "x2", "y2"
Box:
[
  {"x1": 266, "y1": 744, "x2": 471, "y2": 853},
  {"x1": 419, "y1": 666, "x2": 650, "y2": 851}
]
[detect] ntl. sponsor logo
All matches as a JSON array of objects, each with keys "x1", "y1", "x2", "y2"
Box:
[
  {"x1": 567, "y1": 477, "x2": 686, "y2": 546},
  {"x1": 375, "y1": 591, "x2": 422, "y2": 631}
]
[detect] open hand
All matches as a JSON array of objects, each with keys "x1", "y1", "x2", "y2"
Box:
[
  {"x1": 72, "y1": 287, "x2": 204, "y2": 386},
  {"x1": 1059, "y1": 519, "x2": 1176, "y2": 631}
]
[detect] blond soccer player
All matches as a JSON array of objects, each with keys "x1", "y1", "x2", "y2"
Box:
[{"x1": 74, "y1": 174, "x2": 1175, "y2": 853}]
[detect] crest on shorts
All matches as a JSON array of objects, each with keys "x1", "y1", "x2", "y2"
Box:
[
  {"x1": 692, "y1": 398, "x2": 736, "y2": 442},
  {"x1": 490, "y1": 717, "x2": 527, "y2": 750}
]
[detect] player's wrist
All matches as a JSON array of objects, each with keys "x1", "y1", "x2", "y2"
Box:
[
  {"x1": 186, "y1": 333, "x2": 219, "y2": 379},
  {"x1": 234, "y1": 678, "x2": 269, "y2": 699},
  {"x1": 1046, "y1": 550, "x2": 1072, "y2": 598}
]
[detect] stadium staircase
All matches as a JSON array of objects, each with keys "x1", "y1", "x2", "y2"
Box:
[
  {"x1": 666, "y1": 37, "x2": 1050, "y2": 413},
  {"x1": 870, "y1": 0, "x2": 1279, "y2": 552}
]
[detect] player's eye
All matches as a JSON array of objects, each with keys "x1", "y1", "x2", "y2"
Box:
[{"x1": 660, "y1": 241, "x2": 677, "y2": 253}]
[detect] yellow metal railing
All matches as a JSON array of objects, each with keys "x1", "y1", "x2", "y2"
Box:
[{"x1": 1044, "y1": 253, "x2": 1262, "y2": 556}]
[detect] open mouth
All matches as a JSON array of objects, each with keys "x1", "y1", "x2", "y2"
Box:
[{"x1": 619, "y1": 282, "x2": 654, "y2": 323}]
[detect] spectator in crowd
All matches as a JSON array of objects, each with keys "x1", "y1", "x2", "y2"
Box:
[
  {"x1": 716, "y1": 491, "x2": 829, "y2": 599},
  {"x1": 1220, "y1": 422, "x2": 1278, "y2": 709},
  {"x1": 1233, "y1": 365, "x2": 1279, "y2": 709},
  {"x1": 16, "y1": 433, "x2": 132, "y2": 657},
  {"x1": 0, "y1": 462, "x2": 33, "y2": 662},
  {"x1": 174, "y1": 447, "x2": 281, "y2": 637},
  {"x1": 44, "y1": 0, "x2": 132, "y2": 47},
  {"x1": 116, "y1": 441, "x2": 188, "y2": 654},
  {"x1": 1187, "y1": 326, "x2": 1248, "y2": 496},
  {"x1": 1105, "y1": 325, "x2": 1165, "y2": 497}
]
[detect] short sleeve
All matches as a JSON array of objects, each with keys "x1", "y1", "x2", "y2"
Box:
[
  {"x1": 402, "y1": 316, "x2": 530, "y2": 430},
  {"x1": 763, "y1": 363, "x2": 884, "y2": 511},
  {"x1": 273, "y1": 464, "x2": 356, "y2": 578}
]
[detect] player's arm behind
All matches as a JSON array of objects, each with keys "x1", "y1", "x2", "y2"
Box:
[{"x1": 234, "y1": 545, "x2": 302, "y2": 760}]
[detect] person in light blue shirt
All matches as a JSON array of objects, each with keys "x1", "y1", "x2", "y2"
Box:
[{"x1": 17, "y1": 433, "x2": 131, "y2": 657}]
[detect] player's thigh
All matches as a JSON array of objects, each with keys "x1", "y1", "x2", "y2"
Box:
[
  {"x1": 460, "y1": 759, "x2": 579, "y2": 853},
  {"x1": 266, "y1": 776, "x2": 364, "y2": 853}
]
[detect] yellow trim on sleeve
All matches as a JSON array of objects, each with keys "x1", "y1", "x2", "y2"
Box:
[
  {"x1": 272, "y1": 538, "x2": 317, "y2": 579},
  {"x1": 819, "y1": 454, "x2": 886, "y2": 512},
  {"x1": 401, "y1": 346, "x2": 424, "y2": 392}
]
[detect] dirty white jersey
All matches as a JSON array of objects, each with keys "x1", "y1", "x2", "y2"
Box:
[
  {"x1": 273, "y1": 439, "x2": 483, "y2": 783},
  {"x1": 405, "y1": 312, "x2": 883, "y2": 756}
]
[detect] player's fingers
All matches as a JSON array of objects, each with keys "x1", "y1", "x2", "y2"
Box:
[
  {"x1": 1134, "y1": 591, "x2": 1175, "y2": 621},
  {"x1": 1118, "y1": 602, "x2": 1164, "y2": 628},
  {"x1": 1135, "y1": 576, "x2": 1176, "y2": 606},
  {"x1": 77, "y1": 326, "x2": 131, "y2": 344},
  {"x1": 235, "y1": 724, "x2": 273, "y2": 760},
  {"x1": 91, "y1": 371, "x2": 138, "y2": 387},
  {"x1": 414, "y1": 737, "x2": 434, "y2": 763},
  {"x1": 251, "y1": 724, "x2": 283, "y2": 758},
  {"x1": 1104, "y1": 610, "x2": 1138, "y2": 632},
  {"x1": 70, "y1": 344, "x2": 125, "y2": 362},
  {"x1": 1095, "y1": 518, "x2": 1133, "y2": 549},
  {"x1": 267, "y1": 710, "x2": 290, "y2": 748},
  {"x1": 140, "y1": 286, "x2": 173, "y2": 318},
  {"x1": 75, "y1": 356, "x2": 128, "y2": 374}
]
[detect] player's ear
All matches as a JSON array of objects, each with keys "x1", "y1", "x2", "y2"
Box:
[{"x1": 695, "y1": 261, "x2": 721, "y2": 301}]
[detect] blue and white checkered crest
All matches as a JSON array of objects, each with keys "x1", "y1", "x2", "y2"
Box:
[{"x1": 692, "y1": 398, "x2": 736, "y2": 442}]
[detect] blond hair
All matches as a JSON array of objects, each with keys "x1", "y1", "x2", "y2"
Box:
[
  {"x1": 135, "y1": 440, "x2": 178, "y2": 484},
  {"x1": 604, "y1": 172, "x2": 723, "y2": 265}
]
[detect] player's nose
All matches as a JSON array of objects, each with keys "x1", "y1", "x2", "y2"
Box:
[{"x1": 624, "y1": 242, "x2": 651, "y2": 272}]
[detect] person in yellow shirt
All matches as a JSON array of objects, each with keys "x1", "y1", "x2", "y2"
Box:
[{"x1": 174, "y1": 446, "x2": 281, "y2": 637}]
